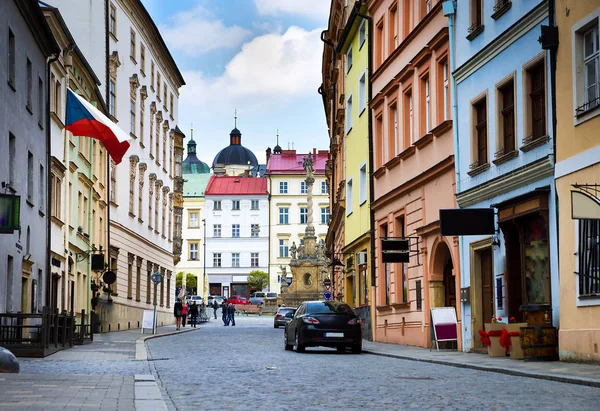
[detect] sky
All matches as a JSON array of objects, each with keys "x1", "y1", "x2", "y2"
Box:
[{"x1": 140, "y1": 0, "x2": 331, "y2": 167}]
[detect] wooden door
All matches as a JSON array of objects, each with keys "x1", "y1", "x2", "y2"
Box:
[{"x1": 480, "y1": 248, "x2": 494, "y2": 324}]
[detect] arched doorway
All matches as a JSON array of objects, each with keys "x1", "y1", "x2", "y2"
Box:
[{"x1": 431, "y1": 239, "x2": 457, "y2": 349}]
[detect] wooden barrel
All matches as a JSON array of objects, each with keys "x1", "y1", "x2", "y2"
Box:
[
  {"x1": 520, "y1": 326, "x2": 558, "y2": 361},
  {"x1": 520, "y1": 304, "x2": 552, "y2": 326}
]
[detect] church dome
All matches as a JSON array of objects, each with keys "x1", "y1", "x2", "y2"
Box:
[
  {"x1": 183, "y1": 138, "x2": 210, "y2": 174},
  {"x1": 212, "y1": 127, "x2": 258, "y2": 169}
]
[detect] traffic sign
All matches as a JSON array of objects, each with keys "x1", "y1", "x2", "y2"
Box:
[
  {"x1": 323, "y1": 291, "x2": 331, "y2": 301},
  {"x1": 325, "y1": 285, "x2": 331, "y2": 292}
]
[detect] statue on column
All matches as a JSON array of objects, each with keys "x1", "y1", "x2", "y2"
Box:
[
  {"x1": 302, "y1": 155, "x2": 315, "y2": 178},
  {"x1": 290, "y1": 242, "x2": 297, "y2": 260},
  {"x1": 280, "y1": 265, "x2": 289, "y2": 293}
]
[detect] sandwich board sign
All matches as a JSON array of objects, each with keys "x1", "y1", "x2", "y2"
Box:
[
  {"x1": 141, "y1": 310, "x2": 155, "y2": 334},
  {"x1": 430, "y1": 307, "x2": 458, "y2": 351}
]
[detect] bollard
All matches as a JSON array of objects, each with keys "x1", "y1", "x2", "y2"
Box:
[
  {"x1": 108, "y1": 324, "x2": 111, "y2": 332},
  {"x1": 118, "y1": 323, "x2": 120, "y2": 331},
  {"x1": 0, "y1": 347, "x2": 19, "y2": 373},
  {"x1": 128, "y1": 322, "x2": 130, "y2": 330}
]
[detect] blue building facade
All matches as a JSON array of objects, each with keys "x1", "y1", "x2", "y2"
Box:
[{"x1": 449, "y1": 0, "x2": 558, "y2": 351}]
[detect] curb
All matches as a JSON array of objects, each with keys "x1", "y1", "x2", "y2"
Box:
[
  {"x1": 362, "y1": 350, "x2": 600, "y2": 388},
  {"x1": 135, "y1": 327, "x2": 198, "y2": 360}
]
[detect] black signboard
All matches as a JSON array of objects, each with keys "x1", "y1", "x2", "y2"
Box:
[
  {"x1": 382, "y1": 251, "x2": 410, "y2": 263},
  {"x1": 439, "y1": 208, "x2": 495, "y2": 236},
  {"x1": 91, "y1": 254, "x2": 105, "y2": 271},
  {"x1": 0, "y1": 194, "x2": 20, "y2": 234},
  {"x1": 381, "y1": 239, "x2": 409, "y2": 251}
]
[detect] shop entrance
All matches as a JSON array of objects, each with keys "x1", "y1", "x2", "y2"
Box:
[{"x1": 469, "y1": 238, "x2": 494, "y2": 350}]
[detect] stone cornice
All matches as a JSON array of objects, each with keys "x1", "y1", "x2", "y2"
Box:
[
  {"x1": 456, "y1": 155, "x2": 554, "y2": 208},
  {"x1": 454, "y1": 1, "x2": 548, "y2": 84}
]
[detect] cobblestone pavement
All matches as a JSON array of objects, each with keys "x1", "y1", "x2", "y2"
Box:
[{"x1": 147, "y1": 316, "x2": 600, "y2": 411}]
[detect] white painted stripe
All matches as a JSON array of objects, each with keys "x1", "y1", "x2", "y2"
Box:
[{"x1": 555, "y1": 145, "x2": 600, "y2": 178}]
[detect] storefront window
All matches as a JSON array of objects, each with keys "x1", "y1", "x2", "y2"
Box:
[{"x1": 523, "y1": 214, "x2": 550, "y2": 304}]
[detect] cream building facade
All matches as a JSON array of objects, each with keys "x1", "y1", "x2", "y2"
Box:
[{"x1": 266, "y1": 147, "x2": 329, "y2": 293}]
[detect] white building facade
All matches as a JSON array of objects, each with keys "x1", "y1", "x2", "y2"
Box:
[
  {"x1": 266, "y1": 148, "x2": 329, "y2": 293},
  {"x1": 204, "y1": 176, "x2": 269, "y2": 299}
]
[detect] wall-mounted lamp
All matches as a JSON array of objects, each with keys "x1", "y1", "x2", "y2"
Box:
[
  {"x1": 492, "y1": 235, "x2": 501, "y2": 248},
  {"x1": 23, "y1": 253, "x2": 32, "y2": 261}
]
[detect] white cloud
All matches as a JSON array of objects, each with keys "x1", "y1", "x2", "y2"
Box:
[
  {"x1": 253, "y1": 0, "x2": 330, "y2": 21},
  {"x1": 179, "y1": 25, "x2": 323, "y2": 110},
  {"x1": 159, "y1": 5, "x2": 251, "y2": 56}
]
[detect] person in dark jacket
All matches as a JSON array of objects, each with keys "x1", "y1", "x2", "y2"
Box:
[
  {"x1": 222, "y1": 300, "x2": 229, "y2": 325},
  {"x1": 174, "y1": 298, "x2": 183, "y2": 330},
  {"x1": 212, "y1": 299, "x2": 219, "y2": 319},
  {"x1": 227, "y1": 303, "x2": 236, "y2": 326},
  {"x1": 189, "y1": 301, "x2": 199, "y2": 328}
]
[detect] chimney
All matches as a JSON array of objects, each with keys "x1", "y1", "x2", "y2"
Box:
[
  {"x1": 266, "y1": 147, "x2": 272, "y2": 163},
  {"x1": 244, "y1": 169, "x2": 250, "y2": 178}
]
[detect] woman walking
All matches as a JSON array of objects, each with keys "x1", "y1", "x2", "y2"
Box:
[
  {"x1": 181, "y1": 301, "x2": 188, "y2": 328},
  {"x1": 174, "y1": 298, "x2": 183, "y2": 330}
]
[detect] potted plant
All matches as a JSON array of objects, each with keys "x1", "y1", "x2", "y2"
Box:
[
  {"x1": 507, "y1": 316, "x2": 527, "y2": 360},
  {"x1": 481, "y1": 317, "x2": 506, "y2": 357}
]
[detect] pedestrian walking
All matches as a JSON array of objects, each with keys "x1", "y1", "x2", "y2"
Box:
[
  {"x1": 181, "y1": 301, "x2": 188, "y2": 328},
  {"x1": 227, "y1": 303, "x2": 236, "y2": 327},
  {"x1": 174, "y1": 298, "x2": 183, "y2": 330},
  {"x1": 189, "y1": 301, "x2": 199, "y2": 328},
  {"x1": 213, "y1": 299, "x2": 218, "y2": 319},
  {"x1": 222, "y1": 300, "x2": 229, "y2": 325}
]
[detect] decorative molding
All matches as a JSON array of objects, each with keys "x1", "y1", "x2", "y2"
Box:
[
  {"x1": 129, "y1": 74, "x2": 140, "y2": 97},
  {"x1": 413, "y1": 133, "x2": 433, "y2": 150},
  {"x1": 109, "y1": 51, "x2": 121, "y2": 81},
  {"x1": 457, "y1": 156, "x2": 554, "y2": 208}
]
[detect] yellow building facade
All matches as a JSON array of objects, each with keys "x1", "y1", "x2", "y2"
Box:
[
  {"x1": 337, "y1": 2, "x2": 373, "y2": 340},
  {"x1": 555, "y1": 2, "x2": 600, "y2": 363}
]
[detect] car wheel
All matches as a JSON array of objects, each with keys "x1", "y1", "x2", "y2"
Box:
[
  {"x1": 351, "y1": 341, "x2": 362, "y2": 354},
  {"x1": 284, "y1": 331, "x2": 293, "y2": 351},
  {"x1": 294, "y1": 332, "x2": 305, "y2": 353},
  {"x1": 336, "y1": 345, "x2": 345, "y2": 353}
]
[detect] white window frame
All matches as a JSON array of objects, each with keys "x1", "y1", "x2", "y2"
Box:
[
  {"x1": 279, "y1": 239, "x2": 289, "y2": 258},
  {"x1": 251, "y1": 199, "x2": 259, "y2": 210},
  {"x1": 359, "y1": 163, "x2": 367, "y2": 205},
  {"x1": 213, "y1": 253, "x2": 222, "y2": 267},
  {"x1": 232, "y1": 224, "x2": 240, "y2": 237},
  {"x1": 346, "y1": 178, "x2": 353, "y2": 215},
  {"x1": 425, "y1": 78, "x2": 431, "y2": 132},
  {"x1": 346, "y1": 44, "x2": 353, "y2": 74},
  {"x1": 189, "y1": 243, "x2": 198, "y2": 261},
  {"x1": 251, "y1": 224, "x2": 259, "y2": 237},
  {"x1": 232, "y1": 200, "x2": 240, "y2": 210},
  {"x1": 359, "y1": 19, "x2": 366, "y2": 49},
  {"x1": 300, "y1": 207, "x2": 308, "y2": 224},
  {"x1": 321, "y1": 207, "x2": 330, "y2": 225},
  {"x1": 300, "y1": 181, "x2": 308, "y2": 194},
  {"x1": 358, "y1": 71, "x2": 367, "y2": 115},
  {"x1": 346, "y1": 94, "x2": 353, "y2": 134},
  {"x1": 214, "y1": 200, "x2": 222, "y2": 210},
  {"x1": 189, "y1": 211, "x2": 199, "y2": 228},
  {"x1": 409, "y1": 93, "x2": 414, "y2": 143},
  {"x1": 279, "y1": 207, "x2": 289, "y2": 224},
  {"x1": 213, "y1": 224, "x2": 221, "y2": 238},
  {"x1": 443, "y1": 63, "x2": 449, "y2": 121},
  {"x1": 573, "y1": 10, "x2": 600, "y2": 125},
  {"x1": 251, "y1": 253, "x2": 259, "y2": 268},
  {"x1": 279, "y1": 181, "x2": 288, "y2": 194},
  {"x1": 321, "y1": 181, "x2": 329, "y2": 194},
  {"x1": 232, "y1": 253, "x2": 240, "y2": 267}
]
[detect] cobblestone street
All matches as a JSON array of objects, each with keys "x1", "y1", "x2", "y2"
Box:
[{"x1": 147, "y1": 315, "x2": 600, "y2": 411}]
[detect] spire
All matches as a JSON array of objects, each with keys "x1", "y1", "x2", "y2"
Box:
[
  {"x1": 190, "y1": 123, "x2": 194, "y2": 140},
  {"x1": 273, "y1": 128, "x2": 282, "y2": 154},
  {"x1": 234, "y1": 109, "x2": 237, "y2": 128},
  {"x1": 187, "y1": 123, "x2": 196, "y2": 154}
]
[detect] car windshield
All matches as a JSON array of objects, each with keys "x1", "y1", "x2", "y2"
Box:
[
  {"x1": 266, "y1": 293, "x2": 277, "y2": 298},
  {"x1": 306, "y1": 302, "x2": 354, "y2": 314}
]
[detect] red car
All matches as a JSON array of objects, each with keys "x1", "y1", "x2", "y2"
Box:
[{"x1": 227, "y1": 295, "x2": 249, "y2": 305}]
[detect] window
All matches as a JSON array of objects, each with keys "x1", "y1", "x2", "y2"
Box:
[
  {"x1": 279, "y1": 182, "x2": 288, "y2": 194},
  {"x1": 251, "y1": 199, "x2": 259, "y2": 210},
  {"x1": 232, "y1": 253, "x2": 240, "y2": 267},
  {"x1": 232, "y1": 224, "x2": 240, "y2": 237},
  {"x1": 151, "y1": 61, "x2": 155, "y2": 90},
  {"x1": 109, "y1": 4, "x2": 116, "y2": 37},
  {"x1": 130, "y1": 29, "x2": 136, "y2": 61},
  {"x1": 498, "y1": 79, "x2": 515, "y2": 155},
  {"x1": 38, "y1": 78, "x2": 43, "y2": 126},
  {"x1": 213, "y1": 224, "x2": 221, "y2": 237},
  {"x1": 157, "y1": 72, "x2": 161, "y2": 100},
  {"x1": 388, "y1": 102, "x2": 397, "y2": 160},
  {"x1": 346, "y1": 179, "x2": 353, "y2": 215},
  {"x1": 251, "y1": 224, "x2": 259, "y2": 237},
  {"x1": 426, "y1": 0, "x2": 432, "y2": 13},
  {"x1": 376, "y1": 19, "x2": 384, "y2": 67},
  {"x1": 423, "y1": 76, "x2": 431, "y2": 133},
  {"x1": 346, "y1": 45, "x2": 353, "y2": 73},
  {"x1": 9, "y1": 133, "x2": 15, "y2": 185},
  {"x1": 164, "y1": 88, "x2": 168, "y2": 109},
  {"x1": 175, "y1": 154, "x2": 182, "y2": 177},
  {"x1": 321, "y1": 181, "x2": 328, "y2": 194},
  {"x1": 51, "y1": 174, "x2": 61, "y2": 218},
  {"x1": 251, "y1": 253, "x2": 259, "y2": 267},
  {"x1": 575, "y1": 20, "x2": 600, "y2": 118},
  {"x1": 27, "y1": 151, "x2": 33, "y2": 201},
  {"x1": 27, "y1": 58, "x2": 32, "y2": 110},
  {"x1": 359, "y1": 164, "x2": 367, "y2": 204},
  {"x1": 526, "y1": 61, "x2": 546, "y2": 141},
  {"x1": 39, "y1": 165, "x2": 44, "y2": 212},
  {"x1": 213, "y1": 253, "x2": 222, "y2": 267},
  {"x1": 189, "y1": 243, "x2": 198, "y2": 260},
  {"x1": 109, "y1": 80, "x2": 116, "y2": 116},
  {"x1": 578, "y1": 219, "x2": 600, "y2": 297},
  {"x1": 473, "y1": 98, "x2": 488, "y2": 167},
  {"x1": 346, "y1": 94, "x2": 353, "y2": 133},
  {"x1": 402, "y1": 0, "x2": 412, "y2": 38},
  {"x1": 232, "y1": 200, "x2": 240, "y2": 210},
  {"x1": 279, "y1": 207, "x2": 289, "y2": 224},
  {"x1": 214, "y1": 200, "x2": 222, "y2": 210},
  {"x1": 8, "y1": 29, "x2": 15, "y2": 86},
  {"x1": 52, "y1": 79, "x2": 62, "y2": 115},
  {"x1": 130, "y1": 100, "x2": 136, "y2": 134},
  {"x1": 279, "y1": 239, "x2": 289, "y2": 258},
  {"x1": 359, "y1": 72, "x2": 367, "y2": 114},
  {"x1": 442, "y1": 62, "x2": 449, "y2": 121},
  {"x1": 389, "y1": 4, "x2": 398, "y2": 50},
  {"x1": 469, "y1": 0, "x2": 483, "y2": 32},
  {"x1": 189, "y1": 211, "x2": 199, "y2": 228},
  {"x1": 300, "y1": 207, "x2": 308, "y2": 224},
  {"x1": 359, "y1": 19, "x2": 366, "y2": 49},
  {"x1": 404, "y1": 90, "x2": 414, "y2": 144},
  {"x1": 321, "y1": 207, "x2": 330, "y2": 224},
  {"x1": 300, "y1": 181, "x2": 308, "y2": 194},
  {"x1": 140, "y1": 44, "x2": 146, "y2": 73}
]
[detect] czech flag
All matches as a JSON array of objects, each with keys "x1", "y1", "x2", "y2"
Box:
[{"x1": 65, "y1": 88, "x2": 131, "y2": 164}]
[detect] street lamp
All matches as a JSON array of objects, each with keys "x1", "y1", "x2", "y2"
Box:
[{"x1": 203, "y1": 218, "x2": 207, "y2": 300}]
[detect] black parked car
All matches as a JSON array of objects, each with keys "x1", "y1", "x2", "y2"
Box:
[
  {"x1": 274, "y1": 306, "x2": 296, "y2": 328},
  {"x1": 284, "y1": 301, "x2": 362, "y2": 353}
]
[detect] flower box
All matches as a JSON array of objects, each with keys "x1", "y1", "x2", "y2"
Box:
[
  {"x1": 484, "y1": 323, "x2": 506, "y2": 357},
  {"x1": 508, "y1": 322, "x2": 527, "y2": 360}
]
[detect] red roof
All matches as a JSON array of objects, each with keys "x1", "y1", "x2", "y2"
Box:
[
  {"x1": 266, "y1": 149, "x2": 328, "y2": 174},
  {"x1": 205, "y1": 176, "x2": 268, "y2": 196}
]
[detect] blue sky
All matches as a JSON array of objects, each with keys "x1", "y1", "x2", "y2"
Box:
[{"x1": 140, "y1": 0, "x2": 331, "y2": 167}]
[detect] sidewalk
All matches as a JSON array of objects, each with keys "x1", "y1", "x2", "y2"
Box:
[
  {"x1": 363, "y1": 340, "x2": 600, "y2": 388},
  {"x1": 0, "y1": 324, "x2": 198, "y2": 410}
]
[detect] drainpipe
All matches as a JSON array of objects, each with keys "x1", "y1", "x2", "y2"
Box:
[
  {"x1": 104, "y1": 0, "x2": 111, "y2": 272},
  {"x1": 46, "y1": 51, "x2": 60, "y2": 311},
  {"x1": 443, "y1": 0, "x2": 467, "y2": 349}
]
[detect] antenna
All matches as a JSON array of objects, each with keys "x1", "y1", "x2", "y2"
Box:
[
  {"x1": 190, "y1": 123, "x2": 194, "y2": 139},
  {"x1": 234, "y1": 109, "x2": 237, "y2": 128},
  {"x1": 276, "y1": 129, "x2": 279, "y2": 146}
]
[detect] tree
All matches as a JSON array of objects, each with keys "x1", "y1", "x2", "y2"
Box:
[
  {"x1": 247, "y1": 270, "x2": 269, "y2": 291},
  {"x1": 176, "y1": 272, "x2": 199, "y2": 294}
]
